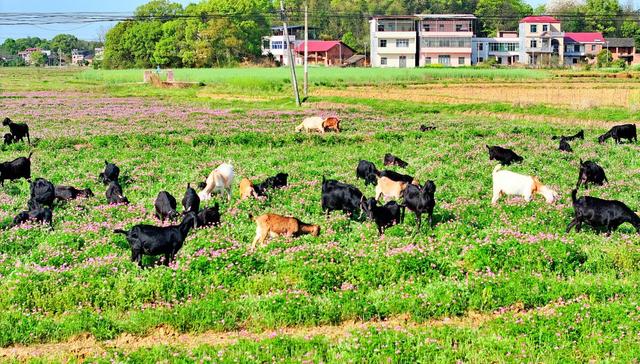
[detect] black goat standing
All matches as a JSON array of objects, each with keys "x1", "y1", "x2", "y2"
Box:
[
  {"x1": 567, "y1": 189, "x2": 640, "y2": 235},
  {"x1": 99, "y1": 160, "x2": 120, "y2": 185},
  {"x1": 0, "y1": 152, "x2": 33, "y2": 186},
  {"x1": 2, "y1": 118, "x2": 30, "y2": 144},
  {"x1": 402, "y1": 180, "x2": 436, "y2": 232},
  {"x1": 321, "y1": 176, "x2": 364, "y2": 217},
  {"x1": 155, "y1": 191, "x2": 178, "y2": 221},
  {"x1": 361, "y1": 197, "x2": 404, "y2": 235},
  {"x1": 114, "y1": 212, "x2": 198, "y2": 267},
  {"x1": 356, "y1": 160, "x2": 379, "y2": 186},
  {"x1": 486, "y1": 145, "x2": 523, "y2": 165},
  {"x1": 576, "y1": 160, "x2": 608, "y2": 189},
  {"x1": 106, "y1": 181, "x2": 129, "y2": 204},
  {"x1": 598, "y1": 124, "x2": 637, "y2": 144},
  {"x1": 182, "y1": 183, "x2": 200, "y2": 215}
]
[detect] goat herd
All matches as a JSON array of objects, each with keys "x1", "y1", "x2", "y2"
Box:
[{"x1": 1, "y1": 115, "x2": 640, "y2": 268}]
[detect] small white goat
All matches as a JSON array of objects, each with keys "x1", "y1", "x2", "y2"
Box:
[
  {"x1": 491, "y1": 164, "x2": 557, "y2": 204},
  {"x1": 295, "y1": 116, "x2": 325, "y2": 133},
  {"x1": 199, "y1": 163, "x2": 234, "y2": 202}
]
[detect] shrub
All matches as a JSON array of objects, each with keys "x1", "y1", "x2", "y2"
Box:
[{"x1": 597, "y1": 49, "x2": 613, "y2": 68}]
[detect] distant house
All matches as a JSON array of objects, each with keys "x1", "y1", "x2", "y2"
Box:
[
  {"x1": 293, "y1": 41, "x2": 355, "y2": 66},
  {"x1": 605, "y1": 38, "x2": 638, "y2": 65},
  {"x1": 473, "y1": 31, "x2": 521, "y2": 65},
  {"x1": 17, "y1": 48, "x2": 51, "y2": 64},
  {"x1": 71, "y1": 49, "x2": 86, "y2": 65},
  {"x1": 564, "y1": 32, "x2": 604, "y2": 66},
  {"x1": 261, "y1": 25, "x2": 318, "y2": 66}
]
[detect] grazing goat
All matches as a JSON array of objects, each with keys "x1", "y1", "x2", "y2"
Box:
[
  {"x1": 199, "y1": 163, "x2": 234, "y2": 202},
  {"x1": 567, "y1": 189, "x2": 640, "y2": 235},
  {"x1": 99, "y1": 160, "x2": 120, "y2": 185},
  {"x1": 377, "y1": 170, "x2": 418, "y2": 185},
  {"x1": 2, "y1": 118, "x2": 30, "y2": 144},
  {"x1": 114, "y1": 212, "x2": 198, "y2": 267},
  {"x1": 420, "y1": 125, "x2": 436, "y2": 132},
  {"x1": 552, "y1": 130, "x2": 584, "y2": 141},
  {"x1": 322, "y1": 117, "x2": 341, "y2": 132},
  {"x1": 361, "y1": 197, "x2": 404, "y2": 235},
  {"x1": 27, "y1": 178, "x2": 55, "y2": 210},
  {"x1": 197, "y1": 181, "x2": 207, "y2": 190},
  {"x1": 383, "y1": 153, "x2": 408, "y2": 168},
  {"x1": 0, "y1": 152, "x2": 32, "y2": 186},
  {"x1": 356, "y1": 160, "x2": 379, "y2": 186},
  {"x1": 254, "y1": 173, "x2": 288, "y2": 197},
  {"x1": 250, "y1": 213, "x2": 320, "y2": 249},
  {"x1": 486, "y1": 145, "x2": 523, "y2": 166},
  {"x1": 239, "y1": 178, "x2": 258, "y2": 200},
  {"x1": 598, "y1": 124, "x2": 637, "y2": 144},
  {"x1": 181, "y1": 183, "x2": 200, "y2": 214},
  {"x1": 155, "y1": 191, "x2": 178, "y2": 221},
  {"x1": 402, "y1": 180, "x2": 436, "y2": 231},
  {"x1": 321, "y1": 176, "x2": 363, "y2": 216},
  {"x1": 55, "y1": 185, "x2": 94, "y2": 201},
  {"x1": 3, "y1": 133, "x2": 12, "y2": 145},
  {"x1": 375, "y1": 176, "x2": 408, "y2": 201},
  {"x1": 491, "y1": 164, "x2": 557, "y2": 204},
  {"x1": 295, "y1": 116, "x2": 325, "y2": 133},
  {"x1": 559, "y1": 138, "x2": 573, "y2": 152},
  {"x1": 197, "y1": 203, "x2": 221, "y2": 227},
  {"x1": 11, "y1": 207, "x2": 53, "y2": 229},
  {"x1": 106, "y1": 181, "x2": 129, "y2": 204},
  {"x1": 576, "y1": 160, "x2": 608, "y2": 189}
]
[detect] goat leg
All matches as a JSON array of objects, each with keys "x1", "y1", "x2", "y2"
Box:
[{"x1": 566, "y1": 218, "x2": 579, "y2": 233}]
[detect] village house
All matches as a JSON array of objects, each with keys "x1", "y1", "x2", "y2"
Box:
[
  {"x1": 604, "y1": 38, "x2": 639, "y2": 64},
  {"x1": 564, "y1": 32, "x2": 604, "y2": 66},
  {"x1": 17, "y1": 48, "x2": 51, "y2": 64},
  {"x1": 261, "y1": 25, "x2": 318, "y2": 66},
  {"x1": 293, "y1": 40, "x2": 355, "y2": 66}
]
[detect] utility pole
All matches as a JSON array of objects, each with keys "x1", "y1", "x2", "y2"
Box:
[
  {"x1": 303, "y1": 2, "x2": 309, "y2": 98},
  {"x1": 280, "y1": 0, "x2": 301, "y2": 106},
  {"x1": 58, "y1": 48, "x2": 62, "y2": 67}
]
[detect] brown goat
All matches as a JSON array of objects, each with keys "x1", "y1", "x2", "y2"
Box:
[
  {"x1": 322, "y1": 117, "x2": 341, "y2": 132},
  {"x1": 239, "y1": 177, "x2": 258, "y2": 200},
  {"x1": 250, "y1": 213, "x2": 320, "y2": 249}
]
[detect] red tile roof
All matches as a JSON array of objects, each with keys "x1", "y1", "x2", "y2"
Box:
[
  {"x1": 294, "y1": 41, "x2": 343, "y2": 53},
  {"x1": 565, "y1": 32, "x2": 605, "y2": 43},
  {"x1": 520, "y1": 16, "x2": 560, "y2": 23}
]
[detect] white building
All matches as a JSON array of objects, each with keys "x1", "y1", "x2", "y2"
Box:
[
  {"x1": 472, "y1": 31, "x2": 521, "y2": 65},
  {"x1": 261, "y1": 25, "x2": 318, "y2": 66}
]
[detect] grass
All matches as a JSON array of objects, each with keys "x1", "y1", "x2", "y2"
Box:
[{"x1": 1, "y1": 67, "x2": 640, "y2": 362}]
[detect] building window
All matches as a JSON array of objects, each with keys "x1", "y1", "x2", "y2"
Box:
[
  {"x1": 379, "y1": 39, "x2": 387, "y2": 48},
  {"x1": 423, "y1": 23, "x2": 430, "y2": 32},
  {"x1": 458, "y1": 57, "x2": 465, "y2": 65},
  {"x1": 478, "y1": 43, "x2": 483, "y2": 51},
  {"x1": 438, "y1": 55, "x2": 451, "y2": 65},
  {"x1": 396, "y1": 39, "x2": 409, "y2": 48},
  {"x1": 479, "y1": 57, "x2": 484, "y2": 62},
  {"x1": 530, "y1": 40, "x2": 537, "y2": 48},
  {"x1": 456, "y1": 24, "x2": 463, "y2": 32},
  {"x1": 591, "y1": 44, "x2": 596, "y2": 51},
  {"x1": 425, "y1": 57, "x2": 431, "y2": 64},
  {"x1": 489, "y1": 42, "x2": 519, "y2": 52},
  {"x1": 421, "y1": 37, "x2": 471, "y2": 48},
  {"x1": 380, "y1": 57, "x2": 387, "y2": 65},
  {"x1": 272, "y1": 41, "x2": 283, "y2": 49},
  {"x1": 574, "y1": 44, "x2": 580, "y2": 52},
  {"x1": 530, "y1": 25, "x2": 537, "y2": 33},
  {"x1": 378, "y1": 24, "x2": 385, "y2": 32},
  {"x1": 573, "y1": 58, "x2": 578, "y2": 64},
  {"x1": 542, "y1": 25, "x2": 548, "y2": 32},
  {"x1": 262, "y1": 39, "x2": 270, "y2": 49},
  {"x1": 439, "y1": 24, "x2": 445, "y2": 31}
]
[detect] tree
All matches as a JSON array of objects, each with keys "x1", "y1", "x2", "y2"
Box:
[
  {"x1": 585, "y1": 0, "x2": 621, "y2": 35},
  {"x1": 29, "y1": 51, "x2": 47, "y2": 67},
  {"x1": 475, "y1": 0, "x2": 533, "y2": 36},
  {"x1": 621, "y1": 20, "x2": 640, "y2": 48},
  {"x1": 51, "y1": 34, "x2": 79, "y2": 56},
  {"x1": 341, "y1": 32, "x2": 359, "y2": 52},
  {"x1": 596, "y1": 48, "x2": 613, "y2": 67}
]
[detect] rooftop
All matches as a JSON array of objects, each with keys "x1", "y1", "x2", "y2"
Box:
[
  {"x1": 564, "y1": 32, "x2": 605, "y2": 43},
  {"x1": 520, "y1": 16, "x2": 561, "y2": 24},
  {"x1": 293, "y1": 40, "x2": 353, "y2": 53}
]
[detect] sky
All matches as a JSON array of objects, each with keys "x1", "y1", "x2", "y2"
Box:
[{"x1": 1, "y1": 0, "x2": 638, "y2": 42}]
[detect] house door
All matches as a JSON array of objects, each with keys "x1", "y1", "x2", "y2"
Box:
[{"x1": 399, "y1": 56, "x2": 407, "y2": 68}]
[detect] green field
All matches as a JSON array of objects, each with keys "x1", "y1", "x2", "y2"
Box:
[{"x1": 1, "y1": 67, "x2": 640, "y2": 362}]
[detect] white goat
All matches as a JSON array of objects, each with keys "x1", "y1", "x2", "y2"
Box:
[
  {"x1": 199, "y1": 163, "x2": 234, "y2": 202},
  {"x1": 491, "y1": 164, "x2": 557, "y2": 204},
  {"x1": 295, "y1": 116, "x2": 325, "y2": 133}
]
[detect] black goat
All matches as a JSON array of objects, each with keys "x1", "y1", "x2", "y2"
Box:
[
  {"x1": 420, "y1": 125, "x2": 436, "y2": 132},
  {"x1": 567, "y1": 189, "x2": 640, "y2": 235},
  {"x1": 114, "y1": 212, "x2": 198, "y2": 267},
  {"x1": 182, "y1": 183, "x2": 200, "y2": 215},
  {"x1": 55, "y1": 185, "x2": 94, "y2": 201},
  {"x1": 99, "y1": 160, "x2": 120, "y2": 185},
  {"x1": 197, "y1": 181, "x2": 207, "y2": 190},
  {"x1": 0, "y1": 152, "x2": 32, "y2": 186},
  {"x1": 2, "y1": 118, "x2": 30, "y2": 144},
  {"x1": 27, "y1": 178, "x2": 55, "y2": 210},
  {"x1": 552, "y1": 130, "x2": 584, "y2": 141},
  {"x1": 377, "y1": 170, "x2": 416, "y2": 184},
  {"x1": 321, "y1": 176, "x2": 363, "y2": 216},
  {"x1": 383, "y1": 153, "x2": 408, "y2": 168},
  {"x1": 576, "y1": 160, "x2": 608, "y2": 189},
  {"x1": 155, "y1": 191, "x2": 178, "y2": 221},
  {"x1": 106, "y1": 181, "x2": 129, "y2": 204},
  {"x1": 254, "y1": 172, "x2": 289, "y2": 196},
  {"x1": 559, "y1": 138, "x2": 573, "y2": 152},
  {"x1": 3, "y1": 133, "x2": 13, "y2": 145},
  {"x1": 486, "y1": 145, "x2": 523, "y2": 165},
  {"x1": 598, "y1": 124, "x2": 637, "y2": 144},
  {"x1": 356, "y1": 160, "x2": 379, "y2": 186},
  {"x1": 197, "y1": 203, "x2": 221, "y2": 227},
  {"x1": 11, "y1": 207, "x2": 53, "y2": 229},
  {"x1": 402, "y1": 180, "x2": 436, "y2": 231},
  {"x1": 361, "y1": 197, "x2": 404, "y2": 235}
]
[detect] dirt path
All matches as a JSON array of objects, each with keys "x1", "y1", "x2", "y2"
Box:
[{"x1": 0, "y1": 312, "x2": 493, "y2": 362}]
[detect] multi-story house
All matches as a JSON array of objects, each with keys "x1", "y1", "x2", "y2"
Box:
[
  {"x1": 261, "y1": 25, "x2": 318, "y2": 65},
  {"x1": 605, "y1": 38, "x2": 638, "y2": 64},
  {"x1": 418, "y1": 14, "x2": 475, "y2": 67},
  {"x1": 369, "y1": 16, "x2": 418, "y2": 68},
  {"x1": 472, "y1": 31, "x2": 520, "y2": 65},
  {"x1": 518, "y1": 16, "x2": 564, "y2": 65},
  {"x1": 563, "y1": 32, "x2": 604, "y2": 66}
]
